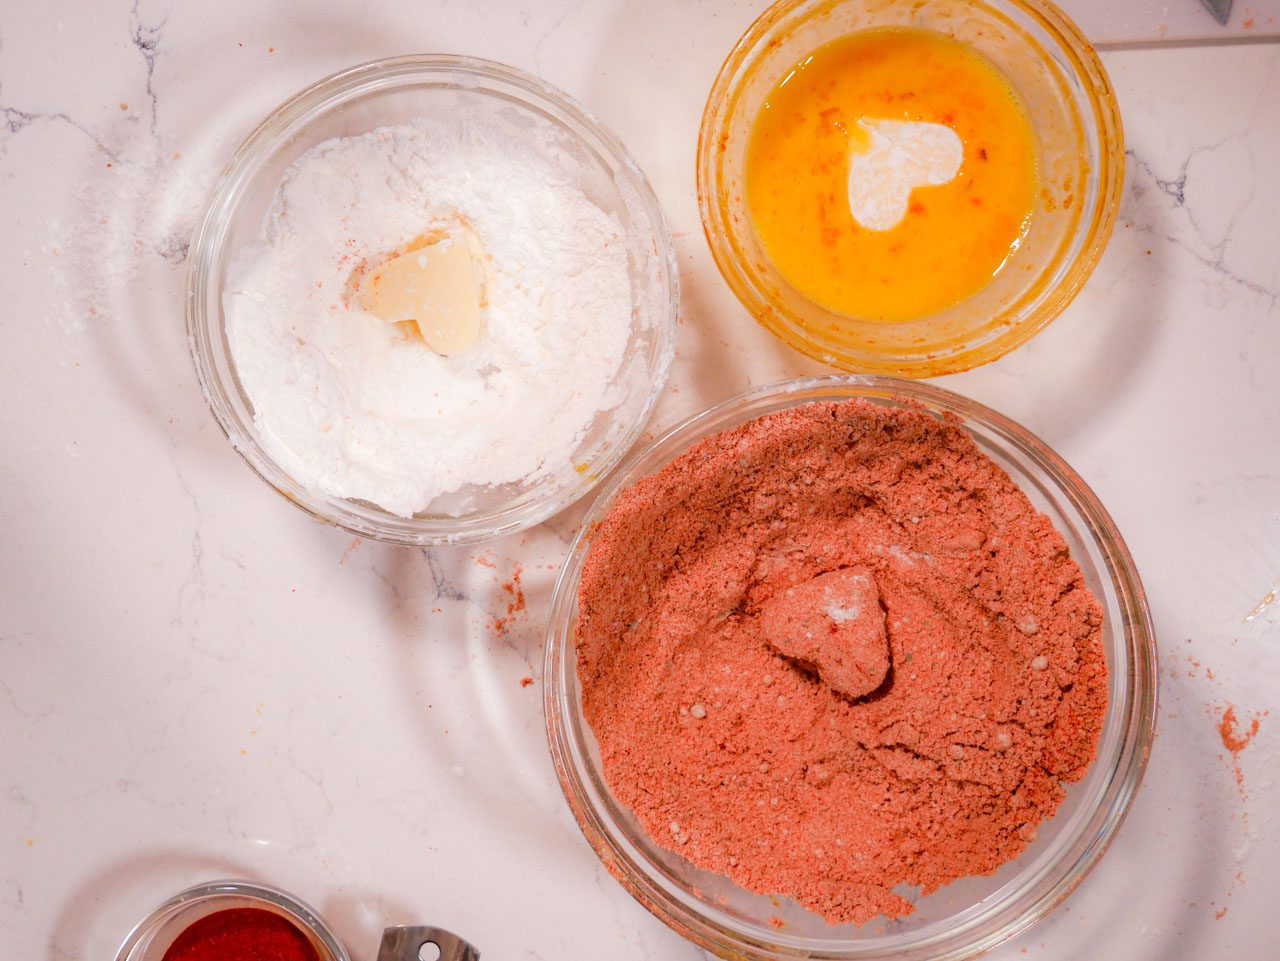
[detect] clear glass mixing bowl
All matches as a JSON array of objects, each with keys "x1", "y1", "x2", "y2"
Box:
[
  {"x1": 188, "y1": 55, "x2": 677, "y2": 545},
  {"x1": 545, "y1": 376, "x2": 1156, "y2": 960},
  {"x1": 698, "y1": 0, "x2": 1124, "y2": 377}
]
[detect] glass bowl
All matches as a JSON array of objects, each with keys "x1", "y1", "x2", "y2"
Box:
[
  {"x1": 697, "y1": 0, "x2": 1124, "y2": 377},
  {"x1": 544, "y1": 375, "x2": 1156, "y2": 960},
  {"x1": 188, "y1": 55, "x2": 677, "y2": 545},
  {"x1": 114, "y1": 880, "x2": 348, "y2": 961}
]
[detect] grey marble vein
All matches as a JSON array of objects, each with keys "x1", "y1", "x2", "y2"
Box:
[
  {"x1": 1128, "y1": 145, "x2": 1280, "y2": 307},
  {"x1": 129, "y1": 0, "x2": 167, "y2": 137},
  {"x1": 0, "y1": 104, "x2": 121, "y2": 162}
]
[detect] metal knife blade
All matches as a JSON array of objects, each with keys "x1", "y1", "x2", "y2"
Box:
[{"x1": 1199, "y1": 0, "x2": 1234, "y2": 25}]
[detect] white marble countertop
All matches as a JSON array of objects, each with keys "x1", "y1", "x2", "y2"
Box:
[{"x1": 3, "y1": 2, "x2": 1278, "y2": 959}]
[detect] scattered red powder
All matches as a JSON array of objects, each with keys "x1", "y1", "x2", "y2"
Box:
[
  {"x1": 1211, "y1": 868, "x2": 1247, "y2": 921},
  {"x1": 491, "y1": 565, "x2": 527, "y2": 638},
  {"x1": 160, "y1": 908, "x2": 319, "y2": 961},
  {"x1": 506, "y1": 568, "x2": 527, "y2": 615},
  {"x1": 520, "y1": 675, "x2": 535, "y2": 688},
  {"x1": 577, "y1": 400, "x2": 1108, "y2": 926}
]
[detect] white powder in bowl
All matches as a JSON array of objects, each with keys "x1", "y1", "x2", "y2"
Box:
[{"x1": 224, "y1": 118, "x2": 633, "y2": 518}]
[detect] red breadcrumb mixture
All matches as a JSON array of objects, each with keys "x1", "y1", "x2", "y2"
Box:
[{"x1": 575, "y1": 400, "x2": 1107, "y2": 926}]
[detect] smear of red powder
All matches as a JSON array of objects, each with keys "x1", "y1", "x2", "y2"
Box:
[
  {"x1": 576, "y1": 400, "x2": 1108, "y2": 926},
  {"x1": 1217, "y1": 704, "x2": 1262, "y2": 797},
  {"x1": 1218, "y1": 705, "x2": 1260, "y2": 754},
  {"x1": 160, "y1": 908, "x2": 319, "y2": 961},
  {"x1": 339, "y1": 536, "x2": 362, "y2": 565}
]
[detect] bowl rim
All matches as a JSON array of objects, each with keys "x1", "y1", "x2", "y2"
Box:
[
  {"x1": 543, "y1": 374, "x2": 1157, "y2": 960},
  {"x1": 695, "y1": 0, "x2": 1126, "y2": 377},
  {"x1": 186, "y1": 53, "x2": 679, "y2": 546},
  {"x1": 114, "y1": 878, "x2": 350, "y2": 961}
]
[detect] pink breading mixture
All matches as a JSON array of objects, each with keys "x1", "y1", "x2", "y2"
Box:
[{"x1": 575, "y1": 399, "x2": 1107, "y2": 925}]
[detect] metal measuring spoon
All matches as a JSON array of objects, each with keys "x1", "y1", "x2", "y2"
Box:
[{"x1": 377, "y1": 925, "x2": 480, "y2": 961}]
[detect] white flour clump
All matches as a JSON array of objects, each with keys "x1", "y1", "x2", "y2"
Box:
[{"x1": 225, "y1": 118, "x2": 633, "y2": 517}]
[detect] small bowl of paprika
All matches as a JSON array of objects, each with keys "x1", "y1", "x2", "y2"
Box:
[{"x1": 114, "y1": 880, "x2": 348, "y2": 961}]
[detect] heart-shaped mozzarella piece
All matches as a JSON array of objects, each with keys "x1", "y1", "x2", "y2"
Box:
[
  {"x1": 847, "y1": 119, "x2": 963, "y2": 231},
  {"x1": 358, "y1": 229, "x2": 486, "y2": 356},
  {"x1": 760, "y1": 567, "x2": 890, "y2": 700}
]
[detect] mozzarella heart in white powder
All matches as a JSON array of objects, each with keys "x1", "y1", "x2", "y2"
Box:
[{"x1": 225, "y1": 119, "x2": 632, "y2": 517}]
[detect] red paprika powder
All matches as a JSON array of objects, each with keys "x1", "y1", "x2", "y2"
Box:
[{"x1": 160, "y1": 908, "x2": 321, "y2": 961}]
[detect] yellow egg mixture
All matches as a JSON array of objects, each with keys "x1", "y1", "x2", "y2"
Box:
[{"x1": 746, "y1": 28, "x2": 1038, "y2": 322}]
